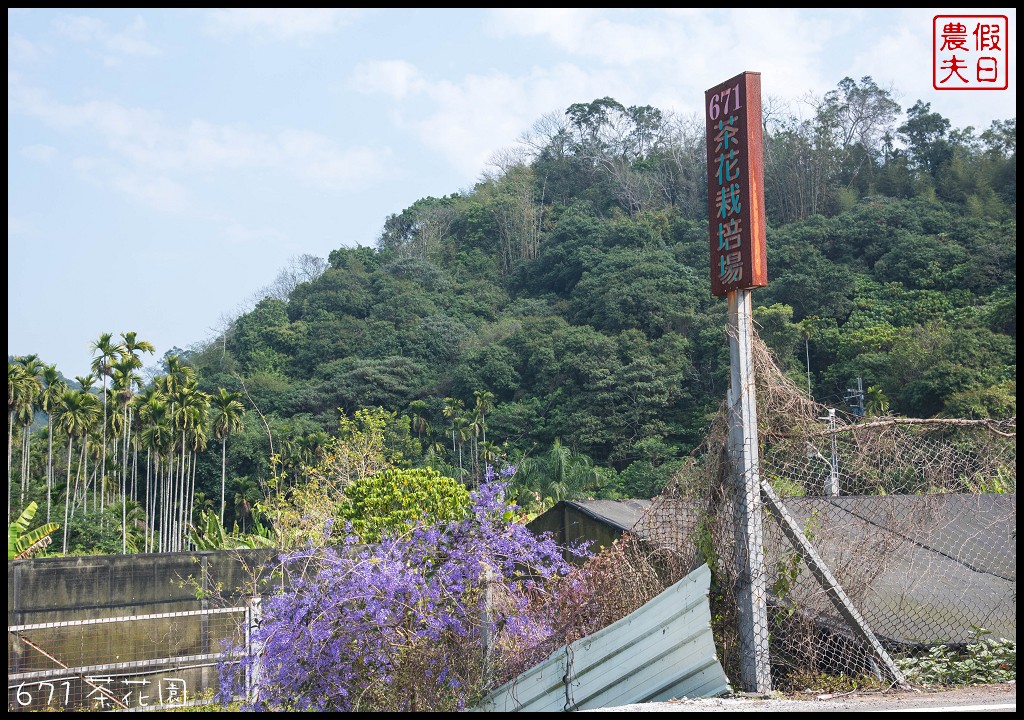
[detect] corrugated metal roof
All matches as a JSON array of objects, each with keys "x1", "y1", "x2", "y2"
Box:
[{"x1": 563, "y1": 499, "x2": 653, "y2": 532}]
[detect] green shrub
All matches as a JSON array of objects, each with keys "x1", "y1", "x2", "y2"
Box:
[
  {"x1": 336, "y1": 467, "x2": 471, "y2": 543},
  {"x1": 896, "y1": 627, "x2": 1016, "y2": 686}
]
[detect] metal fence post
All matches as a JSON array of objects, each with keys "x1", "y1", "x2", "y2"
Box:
[
  {"x1": 246, "y1": 597, "x2": 262, "y2": 704},
  {"x1": 480, "y1": 564, "x2": 495, "y2": 688}
]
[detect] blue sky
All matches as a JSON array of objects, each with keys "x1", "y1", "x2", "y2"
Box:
[{"x1": 8, "y1": 8, "x2": 1017, "y2": 381}]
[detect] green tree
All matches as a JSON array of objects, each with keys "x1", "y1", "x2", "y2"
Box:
[
  {"x1": 173, "y1": 385, "x2": 209, "y2": 551},
  {"x1": 38, "y1": 364, "x2": 67, "y2": 524},
  {"x1": 55, "y1": 388, "x2": 101, "y2": 554},
  {"x1": 899, "y1": 100, "x2": 953, "y2": 177},
  {"x1": 814, "y1": 76, "x2": 902, "y2": 196},
  {"x1": 569, "y1": 246, "x2": 699, "y2": 337},
  {"x1": 137, "y1": 392, "x2": 174, "y2": 552},
  {"x1": 210, "y1": 388, "x2": 246, "y2": 525},
  {"x1": 441, "y1": 397, "x2": 464, "y2": 461},
  {"x1": 336, "y1": 467, "x2": 472, "y2": 543},
  {"x1": 753, "y1": 303, "x2": 805, "y2": 381},
  {"x1": 13, "y1": 355, "x2": 44, "y2": 513},
  {"x1": 470, "y1": 389, "x2": 495, "y2": 482},
  {"x1": 864, "y1": 384, "x2": 890, "y2": 416},
  {"x1": 8, "y1": 360, "x2": 40, "y2": 521},
  {"x1": 111, "y1": 355, "x2": 143, "y2": 553},
  {"x1": 90, "y1": 332, "x2": 121, "y2": 509},
  {"x1": 515, "y1": 438, "x2": 599, "y2": 512},
  {"x1": 406, "y1": 399, "x2": 431, "y2": 443}
]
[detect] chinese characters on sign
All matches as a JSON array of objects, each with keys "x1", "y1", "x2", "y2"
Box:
[
  {"x1": 705, "y1": 71, "x2": 768, "y2": 298},
  {"x1": 933, "y1": 15, "x2": 1009, "y2": 90},
  {"x1": 12, "y1": 675, "x2": 187, "y2": 711}
]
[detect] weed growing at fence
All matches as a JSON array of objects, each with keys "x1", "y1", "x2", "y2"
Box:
[
  {"x1": 781, "y1": 670, "x2": 888, "y2": 694},
  {"x1": 215, "y1": 469, "x2": 591, "y2": 712},
  {"x1": 896, "y1": 628, "x2": 1016, "y2": 687}
]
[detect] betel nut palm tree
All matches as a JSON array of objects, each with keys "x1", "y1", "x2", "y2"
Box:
[
  {"x1": 8, "y1": 360, "x2": 41, "y2": 522},
  {"x1": 90, "y1": 332, "x2": 121, "y2": 512},
  {"x1": 55, "y1": 388, "x2": 101, "y2": 554},
  {"x1": 210, "y1": 388, "x2": 245, "y2": 525},
  {"x1": 38, "y1": 364, "x2": 67, "y2": 523}
]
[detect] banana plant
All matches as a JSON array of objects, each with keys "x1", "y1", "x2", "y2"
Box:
[
  {"x1": 189, "y1": 508, "x2": 275, "y2": 550},
  {"x1": 9, "y1": 501, "x2": 60, "y2": 561}
]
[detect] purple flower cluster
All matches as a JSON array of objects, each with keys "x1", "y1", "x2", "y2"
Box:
[{"x1": 217, "y1": 475, "x2": 591, "y2": 711}]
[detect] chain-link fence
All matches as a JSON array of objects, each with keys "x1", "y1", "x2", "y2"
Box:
[
  {"x1": 444, "y1": 328, "x2": 1016, "y2": 698},
  {"x1": 626, "y1": 332, "x2": 1016, "y2": 691}
]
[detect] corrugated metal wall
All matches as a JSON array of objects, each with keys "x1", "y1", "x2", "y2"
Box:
[{"x1": 475, "y1": 563, "x2": 731, "y2": 712}]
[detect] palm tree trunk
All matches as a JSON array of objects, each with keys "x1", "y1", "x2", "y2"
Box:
[
  {"x1": 72, "y1": 440, "x2": 87, "y2": 519},
  {"x1": 21, "y1": 424, "x2": 30, "y2": 506},
  {"x1": 472, "y1": 433, "x2": 479, "y2": 486},
  {"x1": 220, "y1": 438, "x2": 227, "y2": 525},
  {"x1": 99, "y1": 380, "x2": 108, "y2": 514},
  {"x1": 46, "y1": 415, "x2": 54, "y2": 523},
  {"x1": 63, "y1": 436, "x2": 74, "y2": 554},
  {"x1": 82, "y1": 439, "x2": 90, "y2": 514},
  {"x1": 165, "y1": 456, "x2": 174, "y2": 553},
  {"x1": 142, "y1": 448, "x2": 149, "y2": 552},
  {"x1": 144, "y1": 449, "x2": 151, "y2": 551},
  {"x1": 189, "y1": 452, "x2": 198, "y2": 548},
  {"x1": 160, "y1": 456, "x2": 168, "y2": 553},
  {"x1": 159, "y1": 456, "x2": 167, "y2": 552},
  {"x1": 178, "y1": 434, "x2": 187, "y2": 551},
  {"x1": 8, "y1": 411, "x2": 15, "y2": 521},
  {"x1": 121, "y1": 406, "x2": 130, "y2": 554}
]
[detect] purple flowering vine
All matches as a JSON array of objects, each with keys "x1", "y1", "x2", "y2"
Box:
[{"x1": 217, "y1": 471, "x2": 591, "y2": 712}]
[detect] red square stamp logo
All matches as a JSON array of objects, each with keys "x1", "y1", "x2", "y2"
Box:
[{"x1": 933, "y1": 15, "x2": 1009, "y2": 90}]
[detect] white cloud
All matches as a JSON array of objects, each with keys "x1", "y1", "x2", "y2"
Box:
[
  {"x1": 72, "y1": 155, "x2": 192, "y2": 214},
  {"x1": 53, "y1": 13, "x2": 160, "y2": 64},
  {"x1": 8, "y1": 211, "x2": 32, "y2": 241},
  {"x1": 353, "y1": 9, "x2": 847, "y2": 184},
  {"x1": 277, "y1": 129, "x2": 393, "y2": 189},
  {"x1": 20, "y1": 143, "x2": 58, "y2": 162},
  {"x1": 109, "y1": 170, "x2": 192, "y2": 214},
  {"x1": 7, "y1": 34, "x2": 48, "y2": 63},
  {"x1": 204, "y1": 8, "x2": 363, "y2": 42},
  {"x1": 485, "y1": 8, "x2": 839, "y2": 102},
  {"x1": 9, "y1": 74, "x2": 394, "y2": 207},
  {"x1": 352, "y1": 60, "x2": 424, "y2": 100},
  {"x1": 216, "y1": 215, "x2": 287, "y2": 246},
  {"x1": 486, "y1": 8, "x2": 605, "y2": 52},
  {"x1": 371, "y1": 63, "x2": 619, "y2": 180}
]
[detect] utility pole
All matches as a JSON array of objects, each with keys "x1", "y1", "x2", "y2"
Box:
[
  {"x1": 846, "y1": 378, "x2": 865, "y2": 418},
  {"x1": 805, "y1": 335, "x2": 812, "y2": 397},
  {"x1": 816, "y1": 408, "x2": 839, "y2": 495}
]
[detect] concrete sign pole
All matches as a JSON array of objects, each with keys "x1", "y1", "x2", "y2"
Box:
[
  {"x1": 727, "y1": 287, "x2": 772, "y2": 694},
  {"x1": 706, "y1": 70, "x2": 771, "y2": 694}
]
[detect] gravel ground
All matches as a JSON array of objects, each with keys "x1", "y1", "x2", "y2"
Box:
[{"x1": 584, "y1": 682, "x2": 1016, "y2": 712}]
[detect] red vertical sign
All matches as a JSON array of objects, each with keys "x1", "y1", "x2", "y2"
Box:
[{"x1": 705, "y1": 71, "x2": 768, "y2": 297}]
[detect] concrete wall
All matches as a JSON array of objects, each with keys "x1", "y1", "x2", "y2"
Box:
[
  {"x1": 8, "y1": 549, "x2": 279, "y2": 711},
  {"x1": 9, "y1": 549, "x2": 278, "y2": 622}
]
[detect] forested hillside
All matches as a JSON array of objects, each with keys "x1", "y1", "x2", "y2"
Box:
[{"x1": 9, "y1": 77, "x2": 1015, "y2": 553}]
